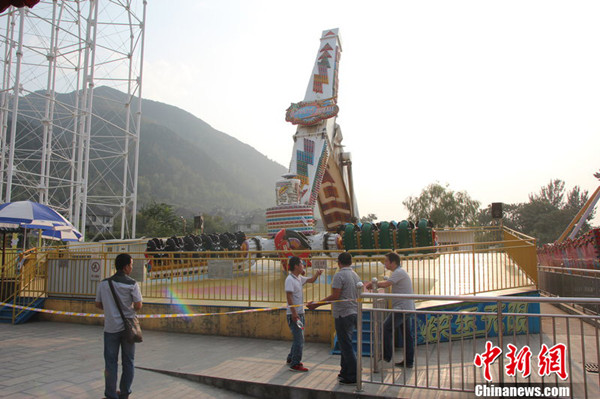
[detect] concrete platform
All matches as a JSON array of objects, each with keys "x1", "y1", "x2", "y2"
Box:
[{"x1": 0, "y1": 321, "x2": 469, "y2": 399}]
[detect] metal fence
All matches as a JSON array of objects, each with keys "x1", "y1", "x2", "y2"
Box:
[
  {"x1": 1, "y1": 226, "x2": 538, "y2": 310},
  {"x1": 41, "y1": 236, "x2": 536, "y2": 306},
  {"x1": 357, "y1": 293, "x2": 600, "y2": 399},
  {"x1": 0, "y1": 248, "x2": 22, "y2": 281},
  {"x1": 539, "y1": 265, "x2": 600, "y2": 316},
  {"x1": 0, "y1": 248, "x2": 47, "y2": 321}
]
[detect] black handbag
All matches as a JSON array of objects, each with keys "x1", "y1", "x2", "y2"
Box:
[{"x1": 108, "y1": 279, "x2": 143, "y2": 343}]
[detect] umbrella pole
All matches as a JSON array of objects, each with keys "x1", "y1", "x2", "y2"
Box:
[
  {"x1": 1, "y1": 232, "x2": 5, "y2": 281},
  {"x1": 2, "y1": 232, "x2": 5, "y2": 268}
]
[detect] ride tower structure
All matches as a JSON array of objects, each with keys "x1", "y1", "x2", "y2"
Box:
[
  {"x1": 267, "y1": 28, "x2": 358, "y2": 236},
  {"x1": 0, "y1": 0, "x2": 147, "y2": 240}
]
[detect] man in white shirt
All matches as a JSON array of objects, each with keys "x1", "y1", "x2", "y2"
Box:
[
  {"x1": 285, "y1": 256, "x2": 322, "y2": 372},
  {"x1": 365, "y1": 252, "x2": 415, "y2": 368},
  {"x1": 95, "y1": 254, "x2": 143, "y2": 399}
]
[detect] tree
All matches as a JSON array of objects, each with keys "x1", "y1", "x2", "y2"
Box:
[
  {"x1": 477, "y1": 203, "x2": 521, "y2": 230},
  {"x1": 403, "y1": 183, "x2": 481, "y2": 228},
  {"x1": 478, "y1": 179, "x2": 593, "y2": 245},
  {"x1": 136, "y1": 201, "x2": 182, "y2": 237},
  {"x1": 201, "y1": 214, "x2": 232, "y2": 234},
  {"x1": 514, "y1": 180, "x2": 592, "y2": 245},
  {"x1": 360, "y1": 214, "x2": 377, "y2": 224}
]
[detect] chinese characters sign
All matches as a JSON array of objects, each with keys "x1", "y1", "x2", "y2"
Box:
[{"x1": 416, "y1": 299, "x2": 540, "y2": 345}]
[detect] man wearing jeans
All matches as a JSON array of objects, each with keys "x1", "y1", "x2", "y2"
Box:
[
  {"x1": 308, "y1": 252, "x2": 361, "y2": 384},
  {"x1": 285, "y1": 256, "x2": 322, "y2": 372},
  {"x1": 365, "y1": 252, "x2": 415, "y2": 367},
  {"x1": 95, "y1": 254, "x2": 143, "y2": 399}
]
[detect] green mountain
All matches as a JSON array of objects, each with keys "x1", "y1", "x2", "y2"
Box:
[
  {"x1": 115, "y1": 87, "x2": 286, "y2": 215},
  {"x1": 13, "y1": 87, "x2": 287, "y2": 217},
  {"x1": 135, "y1": 98, "x2": 285, "y2": 214}
]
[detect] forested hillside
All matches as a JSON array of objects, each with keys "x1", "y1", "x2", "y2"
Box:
[
  {"x1": 14, "y1": 87, "x2": 287, "y2": 217},
  {"x1": 135, "y1": 92, "x2": 286, "y2": 214}
]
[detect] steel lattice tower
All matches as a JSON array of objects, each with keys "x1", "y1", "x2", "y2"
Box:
[{"x1": 0, "y1": 0, "x2": 146, "y2": 240}]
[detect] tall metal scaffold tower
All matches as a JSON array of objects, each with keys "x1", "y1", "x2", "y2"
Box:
[{"x1": 0, "y1": 0, "x2": 146, "y2": 240}]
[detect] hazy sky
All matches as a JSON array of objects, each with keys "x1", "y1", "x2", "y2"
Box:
[{"x1": 143, "y1": 1, "x2": 599, "y2": 225}]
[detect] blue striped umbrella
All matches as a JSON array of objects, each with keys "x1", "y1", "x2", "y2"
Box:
[
  {"x1": 0, "y1": 200, "x2": 82, "y2": 242},
  {"x1": 41, "y1": 227, "x2": 83, "y2": 242}
]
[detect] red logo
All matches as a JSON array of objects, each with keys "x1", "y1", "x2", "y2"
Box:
[
  {"x1": 538, "y1": 343, "x2": 568, "y2": 380},
  {"x1": 505, "y1": 343, "x2": 533, "y2": 378},
  {"x1": 474, "y1": 341, "x2": 502, "y2": 381},
  {"x1": 474, "y1": 341, "x2": 568, "y2": 381}
]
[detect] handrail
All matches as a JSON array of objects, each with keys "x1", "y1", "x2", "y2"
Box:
[
  {"x1": 539, "y1": 265, "x2": 600, "y2": 276},
  {"x1": 6, "y1": 251, "x2": 47, "y2": 323},
  {"x1": 356, "y1": 291, "x2": 600, "y2": 394},
  {"x1": 38, "y1": 226, "x2": 539, "y2": 303},
  {"x1": 502, "y1": 226, "x2": 536, "y2": 242},
  {"x1": 44, "y1": 241, "x2": 537, "y2": 302},
  {"x1": 45, "y1": 238, "x2": 535, "y2": 258},
  {"x1": 360, "y1": 292, "x2": 600, "y2": 304}
]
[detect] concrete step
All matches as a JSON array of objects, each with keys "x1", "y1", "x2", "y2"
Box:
[{"x1": 137, "y1": 366, "x2": 384, "y2": 399}]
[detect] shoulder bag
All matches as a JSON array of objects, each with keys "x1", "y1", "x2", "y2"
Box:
[{"x1": 108, "y1": 279, "x2": 143, "y2": 343}]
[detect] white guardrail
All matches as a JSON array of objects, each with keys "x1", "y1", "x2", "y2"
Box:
[{"x1": 357, "y1": 292, "x2": 600, "y2": 399}]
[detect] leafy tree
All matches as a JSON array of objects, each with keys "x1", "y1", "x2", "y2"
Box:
[
  {"x1": 136, "y1": 201, "x2": 182, "y2": 237},
  {"x1": 478, "y1": 179, "x2": 593, "y2": 245},
  {"x1": 477, "y1": 203, "x2": 521, "y2": 230},
  {"x1": 202, "y1": 214, "x2": 233, "y2": 234},
  {"x1": 403, "y1": 183, "x2": 481, "y2": 228},
  {"x1": 516, "y1": 180, "x2": 592, "y2": 245},
  {"x1": 360, "y1": 213, "x2": 377, "y2": 224},
  {"x1": 536, "y1": 179, "x2": 566, "y2": 208}
]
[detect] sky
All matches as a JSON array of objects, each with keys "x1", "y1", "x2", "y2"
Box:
[{"x1": 142, "y1": 0, "x2": 600, "y2": 225}]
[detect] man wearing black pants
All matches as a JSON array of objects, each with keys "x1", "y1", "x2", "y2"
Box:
[
  {"x1": 308, "y1": 252, "x2": 361, "y2": 384},
  {"x1": 365, "y1": 252, "x2": 415, "y2": 367},
  {"x1": 95, "y1": 254, "x2": 143, "y2": 399}
]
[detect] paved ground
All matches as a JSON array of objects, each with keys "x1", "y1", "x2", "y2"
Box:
[
  {"x1": 0, "y1": 321, "x2": 256, "y2": 399},
  {"x1": 1, "y1": 320, "x2": 450, "y2": 399},
  {"x1": 4, "y1": 304, "x2": 591, "y2": 399}
]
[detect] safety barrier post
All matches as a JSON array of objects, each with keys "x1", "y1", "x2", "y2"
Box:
[
  {"x1": 472, "y1": 243, "x2": 477, "y2": 295},
  {"x1": 42, "y1": 250, "x2": 48, "y2": 297},
  {"x1": 247, "y1": 255, "x2": 252, "y2": 307},
  {"x1": 497, "y1": 299, "x2": 504, "y2": 385},
  {"x1": 371, "y1": 277, "x2": 383, "y2": 374},
  {"x1": 11, "y1": 256, "x2": 18, "y2": 323},
  {"x1": 169, "y1": 253, "x2": 174, "y2": 305},
  {"x1": 356, "y1": 280, "x2": 364, "y2": 392}
]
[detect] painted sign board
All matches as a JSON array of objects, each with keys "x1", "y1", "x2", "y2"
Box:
[
  {"x1": 208, "y1": 259, "x2": 234, "y2": 280},
  {"x1": 414, "y1": 293, "x2": 541, "y2": 345},
  {"x1": 285, "y1": 99, "x2": 339, "y2": 126},
  {"x1": 89, "y1": 259, "x2": 101, "y2": 281},
  {"x1": 312, "y1": 259, "x2": 328, "y2": 269}
]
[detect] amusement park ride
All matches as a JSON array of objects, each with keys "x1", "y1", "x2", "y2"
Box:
[
  {"x1": 537, "y1": 171, "x2": 600, "y2": 269},
  {"x1": 145, "y1": 29, "x2": 437, "y2": 274}
]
